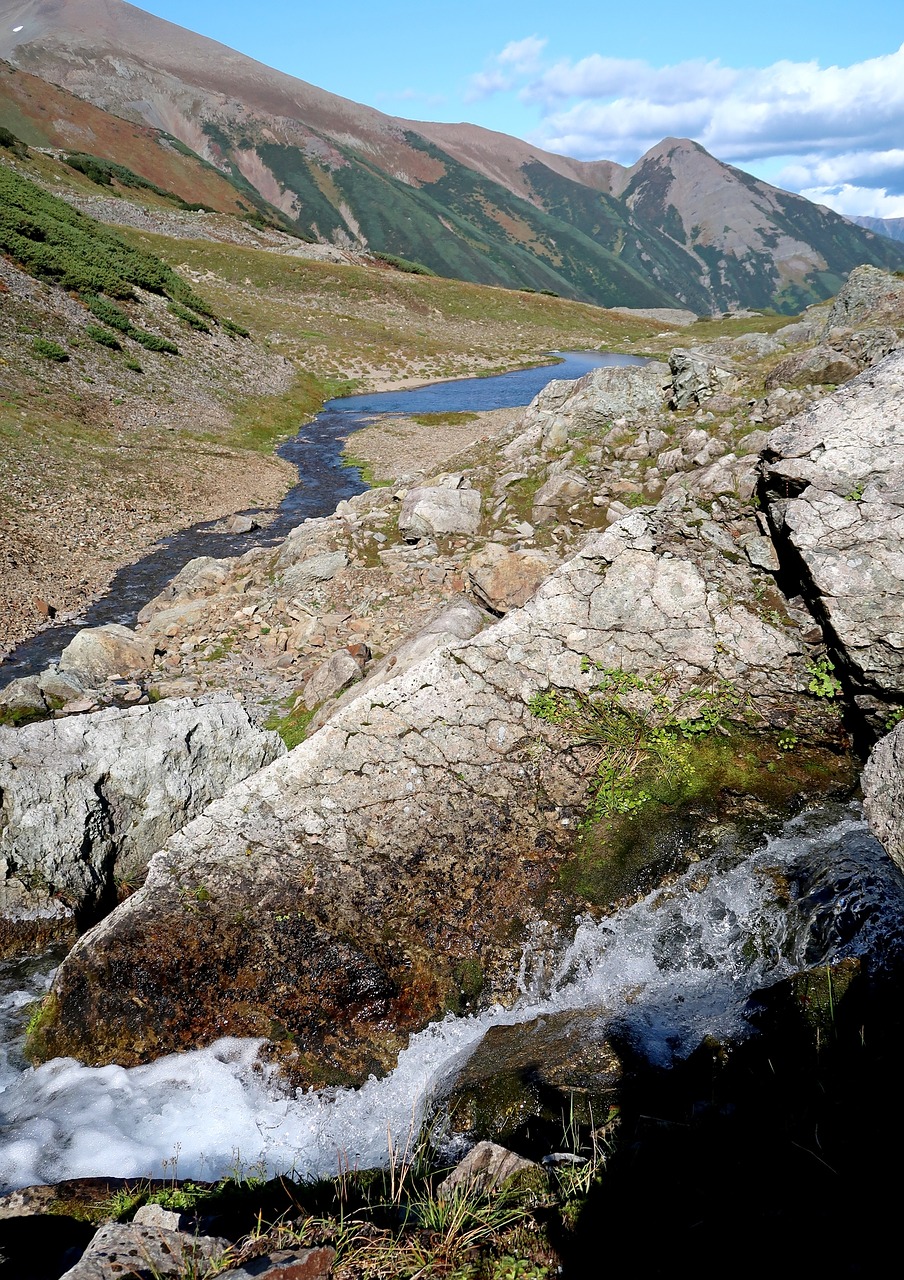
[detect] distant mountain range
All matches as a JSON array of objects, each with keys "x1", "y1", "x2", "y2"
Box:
[
  {"x1": 3, "y1": 0, "x2": 903, "y2": 313},
  {"x1": 848, "y1": 216, "x2": 904, "y2": 245}
]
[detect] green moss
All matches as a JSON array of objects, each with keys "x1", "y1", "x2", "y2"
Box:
[
  {"x1": 265, "y1": 697, "x2": 317, "y2": 750},
  {"x1": 23, "y1": 991, "x2": 60, "y2": 1062}
]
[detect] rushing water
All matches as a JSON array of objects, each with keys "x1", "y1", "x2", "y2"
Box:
[
  {"x1": 1, "y1": 803, "x2": 901, "y2": 1191},
  {"x1": 0, "y1": 351, "x2": 643, "y2": 685}
]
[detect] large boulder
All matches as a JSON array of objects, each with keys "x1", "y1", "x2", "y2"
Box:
[
  {"x1": 762, "y1": 350, "x2": 904, "y2": 721},
  {"x1": 398, "y1": 481, "x2": 481, "y2": 540},
  {"x1": 31, "y1": 504, "x2": 834, "y2": 1082},
  {"x1": 0, "y1": 697, "x2": 284, "y2": 940},
  {"x1": 503, "y1": 362, "x2": 668, "y2": 459},
  {"x1": 668, "y1": 349, "x2": 737, "y2": 409},
  {"x1": 764, "y1": 346, "x2": 859, "y2": 390},
  {"x1": 821, "y1": 264, "x2": 904, "y2": 333},
  {"x1": 465, "y1": 544, "x2": 558, "y2": 614},
  {"x1": 59, "y1": 624, "x2": 155, "y2": 685}
]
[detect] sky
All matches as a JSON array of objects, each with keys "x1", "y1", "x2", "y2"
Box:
[{"x1": 132, "y1": 0, "x2": 904, "y2": 218}]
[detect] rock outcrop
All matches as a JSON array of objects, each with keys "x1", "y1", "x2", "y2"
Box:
[
  {"x1": 762, "y1": 349, "x2": 904, "y2": 725},
  {"x1": 58, "y1": 624, "x2": 155, "y2": 685},
  {"x1": 862, "y1": 721, "x2": 904, "y2": 873},
  {"x1": 0, "y1": 696, "x2": 284, "y2": 943},
  {"x1": 31, "y1": 498, "x2": 838, "y2": 1081}
]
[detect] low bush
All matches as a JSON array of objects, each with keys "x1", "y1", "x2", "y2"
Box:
[
  {"x1": 32, "y1": 337, "x2": 69, "y2": 362},
  {"x1": 85, "y1": 325, "x2": 121, "y2": 349}
]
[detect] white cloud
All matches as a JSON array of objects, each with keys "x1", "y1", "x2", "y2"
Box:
[
  {"x1": 465, "y1": 35, "x2": 547, "y2": 102},
  {"x1": 467, "y1": 37, "x2": 904, "y2": 216},
  {"x1": 800, "y1": 184, "x2": 904, "y2": 219}
]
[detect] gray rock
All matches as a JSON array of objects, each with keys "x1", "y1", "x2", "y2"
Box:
[
  {"x1": 138, "y1": 557, "x2": 235, "y2": 626},
  {"x1": 225, "y1": 514, "x2": 257, "y2": 535},
  {"x1": 303, "y1": 649, "x2": 365, "y2": 707},
  {"x1": 762, "y1": 349, "x2": 904, "y2": 710},
  {"x1": 398, "y1": 485, "x2": 481, "y2": 540},
  {"x1": 863, "y1": 722, "x2": 904, "y2": 873},
  {"x1": 532, "y1": 471, "x2": 588, "y2": 511},
  {"x1": 764, "y1": 346, "x2": 859, "y2": 390},
  {"x1": 58, "y1": 1221, "x2": 228, "y2": 1280},
  {"x1": 0, "y1": 676, "x2": 46, "y2": 714},
  {"x1": 822, "y1": 264, "x2": 904, "y2": 333},
  {"x1": 59, "y1": 625, "x2": 155, "y2": 686},
  {"x1": 37, "y1": 667, "x2": 89, "y2": 704},
  {"x1": 740, "y1": 534, "x2": 781, "y2": 572},
  {"x1": 437, "y1": 1142, "x2": 541, "y2": 1199},
  {"x1": 669, "y1": 348, "x2": 736, "y2": 409},
  {"x1": 0, "y1": 697, "x2": 285, "y2": 922},
  {"x1": 280, "y1": 551, "x2": 349, "y2": 592},
  {"x1": 133, "y1": 1203, "x2": 187, "y2": 1232},
  {"x1": 216, "y1": 1247, "x2": 335, "y2": 1279}
]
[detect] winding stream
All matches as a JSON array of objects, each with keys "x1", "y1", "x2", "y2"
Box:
[{"x1": 1, "y1": 351, "x2": 643, "y2": 684}]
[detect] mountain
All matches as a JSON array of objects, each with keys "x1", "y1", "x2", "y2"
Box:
[
  {"x1": 848, "y1": 215, "x2": 904, "y2": 245},
  {"x1": 3, "y1": 0, "x2": 903, "y2": 313}
]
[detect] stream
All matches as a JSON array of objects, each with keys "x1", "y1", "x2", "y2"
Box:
[
  {"x1": 0, "y1": 350, "x2": 643, "y2": 685},
  {"x1": 2, "y1": 350, "x2": 904, "y2": 1201},
  {"x1": 1, "y1": 802, "x2": 903, "y2": 1190}
]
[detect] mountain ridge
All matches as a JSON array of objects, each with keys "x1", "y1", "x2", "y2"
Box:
[{"x1": 3, "y1": 0, "x2": 903, "y2": 311}]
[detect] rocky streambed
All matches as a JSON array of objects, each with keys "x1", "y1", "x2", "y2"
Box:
[{"x1": 3, "y1": 267, "x2": 904, "y2": 1276}]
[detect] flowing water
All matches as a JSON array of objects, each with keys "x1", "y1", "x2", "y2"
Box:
[
  {"x1": 0, "y1": 351, "x2": 643, "y2": 685},
  {"x1": 1, "y1": 803, "x2": 901, "y2": 1192}
]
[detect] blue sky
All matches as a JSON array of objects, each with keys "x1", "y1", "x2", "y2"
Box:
[{"x1": 133, "y1": 1, "x2": 904, "y2": 217}]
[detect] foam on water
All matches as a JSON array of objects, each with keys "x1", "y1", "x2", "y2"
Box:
[{"x1": 1, "y1": 804, "x2": 902, "y2": 1190}]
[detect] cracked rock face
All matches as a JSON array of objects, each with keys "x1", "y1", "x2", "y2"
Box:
[
  {"x1": 33, "y1": 502, "x2": 827, "y2": 1081},
  {"x1": 0, "y1": 696, "x2": 284, "y2": 945},
  {"x1": 762, "y1": 350, "x2": 904, "y2": 715},
  {"x1": 862, "y1": 721, "x2": 904, "y2": 874}
]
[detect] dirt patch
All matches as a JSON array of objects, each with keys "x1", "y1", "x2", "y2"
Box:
[{"x1": 343, "y1": 407, "x2": 523, "y2": 482}]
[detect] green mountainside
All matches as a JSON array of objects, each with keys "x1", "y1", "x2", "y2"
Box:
[{"x1": 3, "y1": 0, "x2": 904, "y2": 314}]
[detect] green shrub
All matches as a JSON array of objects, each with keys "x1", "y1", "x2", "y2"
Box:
[
  {"x1": 130, "y1": 329, "x2": 179, "y2": 354},
  {"x1": 83, "y1": 295, "x2": 133, "y2": 331},
  {"x1": 372, "y1": 251, "x2": 437, "y2": 277},
  {"x1": 32, "y1": 337, "x2": 69, "y2": 362},
  {"x1": 123, "y1": 357, "x2": 143, "y2": 372},
  {"x1": 221, "y1": 316, "x2": 250, "y2": 338},
  {"x1": 168, "y1": 300, "x2": 210, "y2": 332},
  {"x1": 85, "y1": 325, "x2": 121, "y2": 349}
]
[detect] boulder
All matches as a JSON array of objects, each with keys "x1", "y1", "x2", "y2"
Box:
[
  {"x1": 34, "y1": 504, "x2": 830, "y2": 1082},
  {"x1": 0, "y1": 675, "x2": 46, "y2": 714},
  {"x1": 437, "y1": 1142, "x2": 542, "y2": 1199},
  {"x1": 669, "y1": 349, "x2": 737, "y2": 409},
  {"x1": 217, "y1": 1249, "x2": 335, "y2": 1280},
  {"x1": 58, "y1": 1221, "x2": 228, "y2": 1280},
  {"x1": 532, "y1": 471, "x2": 588, "y2": 512},
  {"x1": 398, "y1": 485, "x2": 481, "y2": 540},
  {"x1": 303, "y1": 648, "x2": 365, "y2": 707},
  {"x1": 762, "y1": 349, "x2": 904, "y2": 716},
  {"x1": 764, "y1": 346, "x2": 859, "y2": 390},
  {"x1": 503, "y1": 362, "x2": 668, "y2": 461},
  {"x1": 280, "y1": 550, "x2": 349, "y2": 594},
  {"x1": 0, "y1": 697, "x2": 285, "y2": 933},
  {"x1": 862, "y1": 721, "x2": 904, "y2": 873},
  {"x1": 59, "y1": 624, "x2": 155, "y2": 685},
  {"x1": 440, "y1": 1009, "x2": 624, "y2": 1145},
  {"x1": 821, "y1": 264, "x2": 904, "y2": 333},
  {"x1": 465, "y1": 544, "x2": 558, "y2": 614}
]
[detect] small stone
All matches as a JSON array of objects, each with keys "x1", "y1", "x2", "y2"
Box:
[{"x1": 437, "y1": 1142, "x2": 542, "y2": 1199}]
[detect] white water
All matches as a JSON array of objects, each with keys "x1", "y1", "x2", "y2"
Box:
[{"x1": 1, "y1": 803, "x2": 901, "y2": 1191}]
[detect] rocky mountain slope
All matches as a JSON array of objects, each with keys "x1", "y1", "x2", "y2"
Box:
[
  {"x1": 849, "y1": 214, "x2": 904, "y2": 244},
  {"x1": 2, "y1": 0, "x2": 903, "y2": 312}
]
